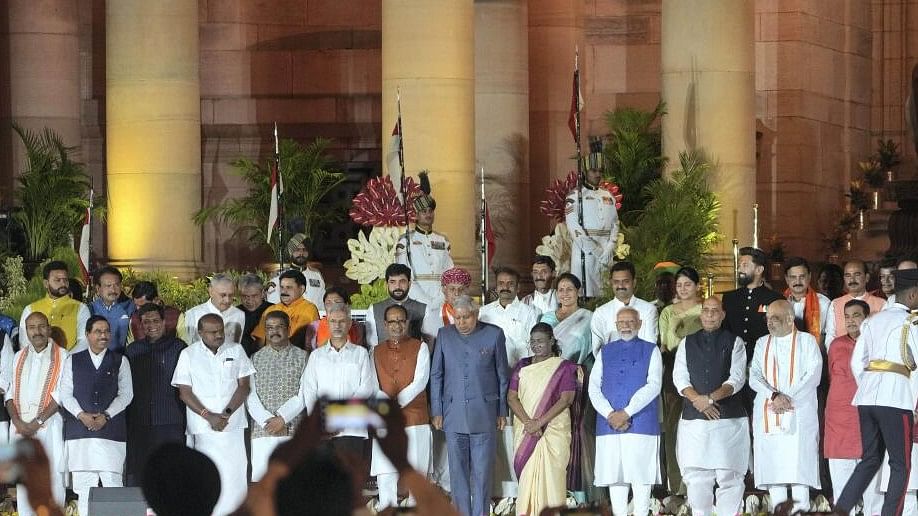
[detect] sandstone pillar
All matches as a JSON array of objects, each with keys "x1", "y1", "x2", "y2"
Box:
[
  {"x1": 382, "y1": 1, "x2": 476, "y2": 284},
  {"x1": 475, "y1": 0, "x2": 529, "y2": 275},
  {"x1": 106, "y1": 0, "x2": 200, "y2": 275},
  {"x1": 2, "y1": 0, "x2": 81, "y2": 201},
  {"x1": 661, "y1": 0, "x2": 756, "y2": 272}
]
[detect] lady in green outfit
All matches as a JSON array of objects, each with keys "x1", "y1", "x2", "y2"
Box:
[{"x1": 657, "y1": 266, "x2": 703, "y2": 497}]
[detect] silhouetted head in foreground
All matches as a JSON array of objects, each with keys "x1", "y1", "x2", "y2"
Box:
[{"x1": 142, "y1": 443, "x2": 220, "y2": 516}]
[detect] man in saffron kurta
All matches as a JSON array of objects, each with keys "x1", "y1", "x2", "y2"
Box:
[
  {"x1": 370, "y1": 304, "x2": 432, "y2": 510},
  {"x1": 20, "y1": 261, "x2": 90, "y2": 351},
  {"x1": 59, "y1": 316, "x2": 134, "y2": 516},
  {"x1": 246, "y1": 311, "x2": 307, "y2": 481},
  {"x1": 251, "y1": 270, "x2": 320, "y2": 349},
  {"x1": 6, "y1": 312, "x2": 68, "y2": 516},
  {"x1": 824, "y1": 260, "x2": 887, "y2": 346},
  {"x1": 749, "y1": 300, "x2": 823, "y2": 513},
  {"x1": 587, "y1": 307, "x2": 662, "y2": 516},
  {"x1": 673, "y1": 297, "x2": 749, "y2": 516},
  {"x1": 824, "y1": 300, "x2": 882, "y2": 515}
]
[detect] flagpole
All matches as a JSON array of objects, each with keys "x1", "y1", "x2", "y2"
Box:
[
  {"x1": 396, "y1": 88, "x2": 412, "y2": 269},
  {"x1": 573, "y1": 47, "x2": 588, "y2": 298},
  {"x1": 274, "y1": 122, "x2": 284, "y2": 270},
  {"x1": 479, "y1": 166, "x2": 487, "y2": 298},
  {"x1": 84, "y1": 180, "x2": 94, "y2": 300}
]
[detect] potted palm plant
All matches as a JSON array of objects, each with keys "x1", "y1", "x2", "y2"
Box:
[
  {"x1": 11, "y1": 125, "x2": 103, "y2": 266},
  {"x1": 194, "y1": 137, "x2": 346, "y2": 260}
]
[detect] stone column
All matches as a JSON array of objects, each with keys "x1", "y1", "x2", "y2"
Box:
[
  {"x1": 475, "y1": 0, "x2": 529, "y2": 275},
  {"x1": 106, "y1": 0, "x2": 200, "y2": 276},
  {"x1": 661, "y1": 0, "x2": 756, "y2": 262},
  {"x1": 382, "y1": 0, "x2": 476, "y2": 283},
  {"x1": 1, "y1": 0, "x2": 81, "y2": 200}
]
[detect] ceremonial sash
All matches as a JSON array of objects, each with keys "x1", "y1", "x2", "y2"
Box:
[
  {"x1": 785, "y1": 287, "x2": 821, "y2": 339},
  {"x1": 13, "y1": 343, "x2": 63, "y2": 416},
  {"x1": 441, "y1": 304, "x2": 456, "y2": 327},
  {"x1": 763, "y1": 328, "x2": 797, "y2": 434}
]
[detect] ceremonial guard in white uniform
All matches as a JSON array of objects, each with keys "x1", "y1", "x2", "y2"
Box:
[
  {"x1": 749, "y1": 300, "x2": 822, "y2": 513},
  {"x1": 565, "y1": 140, "x2": 618, "y2": 297},
  {"x1": 835, "y1": 269, "x2": 918, "y2": 516},
  {"x1": 395, "y1": 172, "x2": 454, "y2": 307}
]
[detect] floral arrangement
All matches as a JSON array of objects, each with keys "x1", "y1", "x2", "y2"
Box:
[{"x1": 343, "y1": 175, "x2": 421, "y2": 297}]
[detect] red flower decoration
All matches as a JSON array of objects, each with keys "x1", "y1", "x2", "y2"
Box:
[
  {"x1": 349, "y1": 176, "x2": 422, "y2": 227},
  {"x1": 539, "y1": 172, "x2": 625, "y2": 222}
]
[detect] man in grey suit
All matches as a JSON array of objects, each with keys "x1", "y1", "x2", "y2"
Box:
[{"x1": 430, "y1": 295, "x2": 510, "y2": 516}]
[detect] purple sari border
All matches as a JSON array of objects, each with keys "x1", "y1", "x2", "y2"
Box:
[{"x1": 513, "y1": 359, "x2": 577, "y2": 479}]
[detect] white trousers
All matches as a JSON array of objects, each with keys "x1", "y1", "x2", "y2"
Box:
[
  {"x1": 192, "y1": 430, "x2": 248, "y2": 516},
  {"x1": 73, "y1": 471, "x2": 122, "y2": 516},
  {"x1": 373, "y1": 425, "x2": 433, "y2": 509},
  {"x1": 13, "y1": 422, "x2": 65, "y2": 516},
  {"x1": 682, "y1": 467, "x2": 744, "y2": 516},
  {"x1": 828, "y1": 458, "x2": 883, "y2": 516},
  {"x1": 767, "y1": 484, "x2": 810, "y2": 514},
  {"x1": 609, "y1": 483, "x2": 651, "y2": 516},
  {"x1": 251, "y1": 436, "x2": 290, "y2": 482}
]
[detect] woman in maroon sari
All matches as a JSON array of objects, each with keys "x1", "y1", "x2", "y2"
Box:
[{"x1": 507, "y1": 322, "x2": 578, "y2": 515}]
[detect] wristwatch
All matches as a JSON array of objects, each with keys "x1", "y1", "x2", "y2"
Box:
[
  {"x1": 224, "y1": 407, "x2": 233, "y2": 416},
  {"x1": 707, "y1": 396, "x2": 714, "y2": 405},
  {"x1": 36, "y1": 416, "x2": 45, "y2": 426}
]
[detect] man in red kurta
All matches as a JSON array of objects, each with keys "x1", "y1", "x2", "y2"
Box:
[{"x1": 824, "y1": 299, "x2": 881, "y2": 514}]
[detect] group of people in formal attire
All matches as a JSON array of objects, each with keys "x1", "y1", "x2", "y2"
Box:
[{"x1": 3, "y1": 178, "x2": 918, "y2": 516}]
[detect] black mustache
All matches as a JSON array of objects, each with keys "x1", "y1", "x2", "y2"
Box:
[{"x1": 499, "y1": 290, "x2": 512, "y2": 294}]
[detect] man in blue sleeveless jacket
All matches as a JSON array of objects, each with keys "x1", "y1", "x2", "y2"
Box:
[
  {"x1": 58, "y1": 316, "x2": 134, "y2": 516},
  {"x1": 588, "y1": 307, "x2": 663, "y2": 516}
]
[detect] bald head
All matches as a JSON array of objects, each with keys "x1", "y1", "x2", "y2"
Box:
[
  {"x1": 24, "y1": 312, "x2": 52, "y2": 351},
  {"x1": 766, "y1": 299, "x2": 795, "y2": 337}
]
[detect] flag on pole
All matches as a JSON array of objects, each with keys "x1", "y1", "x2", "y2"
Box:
[
  {"x1": 484, "y1": 202, "x2": 496, "y2": 266},
  {"x1": 388, "y1": 118, "x2": 404, "y2": 202},
  {"x1": 77, "y1": 192, "x2": 92, "y2": 284},
  {"x1": 568, "y1": 53, "x2": 583, "y2": 142},
  {"x1": 267, "y1": 157, "x2": 280, "y2": 243}
]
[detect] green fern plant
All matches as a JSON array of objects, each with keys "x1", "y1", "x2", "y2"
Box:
[
  {"x1": 193, "y1": 138, "x2": 346, "y2": 257},
  {"x1": 603, "y1": 102, "x2": 667, "y2": 226},
  {"x1": 619, "y1": 150, "x2": 721, "y2": 299},
  {"x1": 12, "y1": 125, "x2": 105, "y2": 260}
]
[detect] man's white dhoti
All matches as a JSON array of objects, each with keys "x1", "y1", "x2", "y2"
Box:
[
  {"x1": 192, "y1": 430, "x2": 248, "y2": 516},
  {"x1": 371, "y1": 424, "x2": 432, "y2": 509},
  {"x1": 11, "y1": 422, "x2": 65, "y2": 516},
  {"x1": 251, "y1": 436, "x2": 290, "y2": 482},
  {"x1": 593, "y1": 433, "x2": 660, "y2": 486},
  {"x1": 677, "y1": 418, "x2": 749, "y2": 516}
]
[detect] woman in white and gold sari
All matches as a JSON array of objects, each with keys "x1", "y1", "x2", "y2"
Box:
[{"x1": 507, "y1": 322, "x2": 578, "y2": 515}]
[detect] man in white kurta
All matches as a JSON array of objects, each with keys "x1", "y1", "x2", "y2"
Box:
[
  {"x1": 6, "y1": 312, "x2": 68, "y2": 516},
  {"x1": 246, "y1": 311, "x2": 307, "y2": 481},
  {"x1": 588, "y1": 307, "x2": 662, "y2": 516},
  {"x1": 673, "y1": 297, "x2": 750, "y2": 516},
  {"x1": 298, "y1": 302, "x2": 376, "y2": 453},
  {"x1": 590, "y1": 261, "x2": 658, "y2": 356},
  {"x1": 58, "y1": 316, "x2": 133, "y2": 516},
  {"x1": 178, "y1": 273, "x2": 246, "y2": 344},
  {"x1": 370, "y1": 304, "x2": 432, "y2": 510},
  {"x1": 749, "y1": 300, "x2": 822, "y2": 513},
  {"x1": 172, "y1": 313, "x2": 255, "y2": 516},
  {"x1": 522, "y1": 256, "x2": 559, "y2": 313},
  {"x1": 0, "y1": 325, "x2": 17, "y2": 443},
  {"x1": 479, "y1": 266, "x2": 541, "y2": 499}
]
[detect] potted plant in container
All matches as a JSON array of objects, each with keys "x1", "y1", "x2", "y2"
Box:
[{"x1": 876, "y1": 138, "x2": 901, "y2": 183}]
